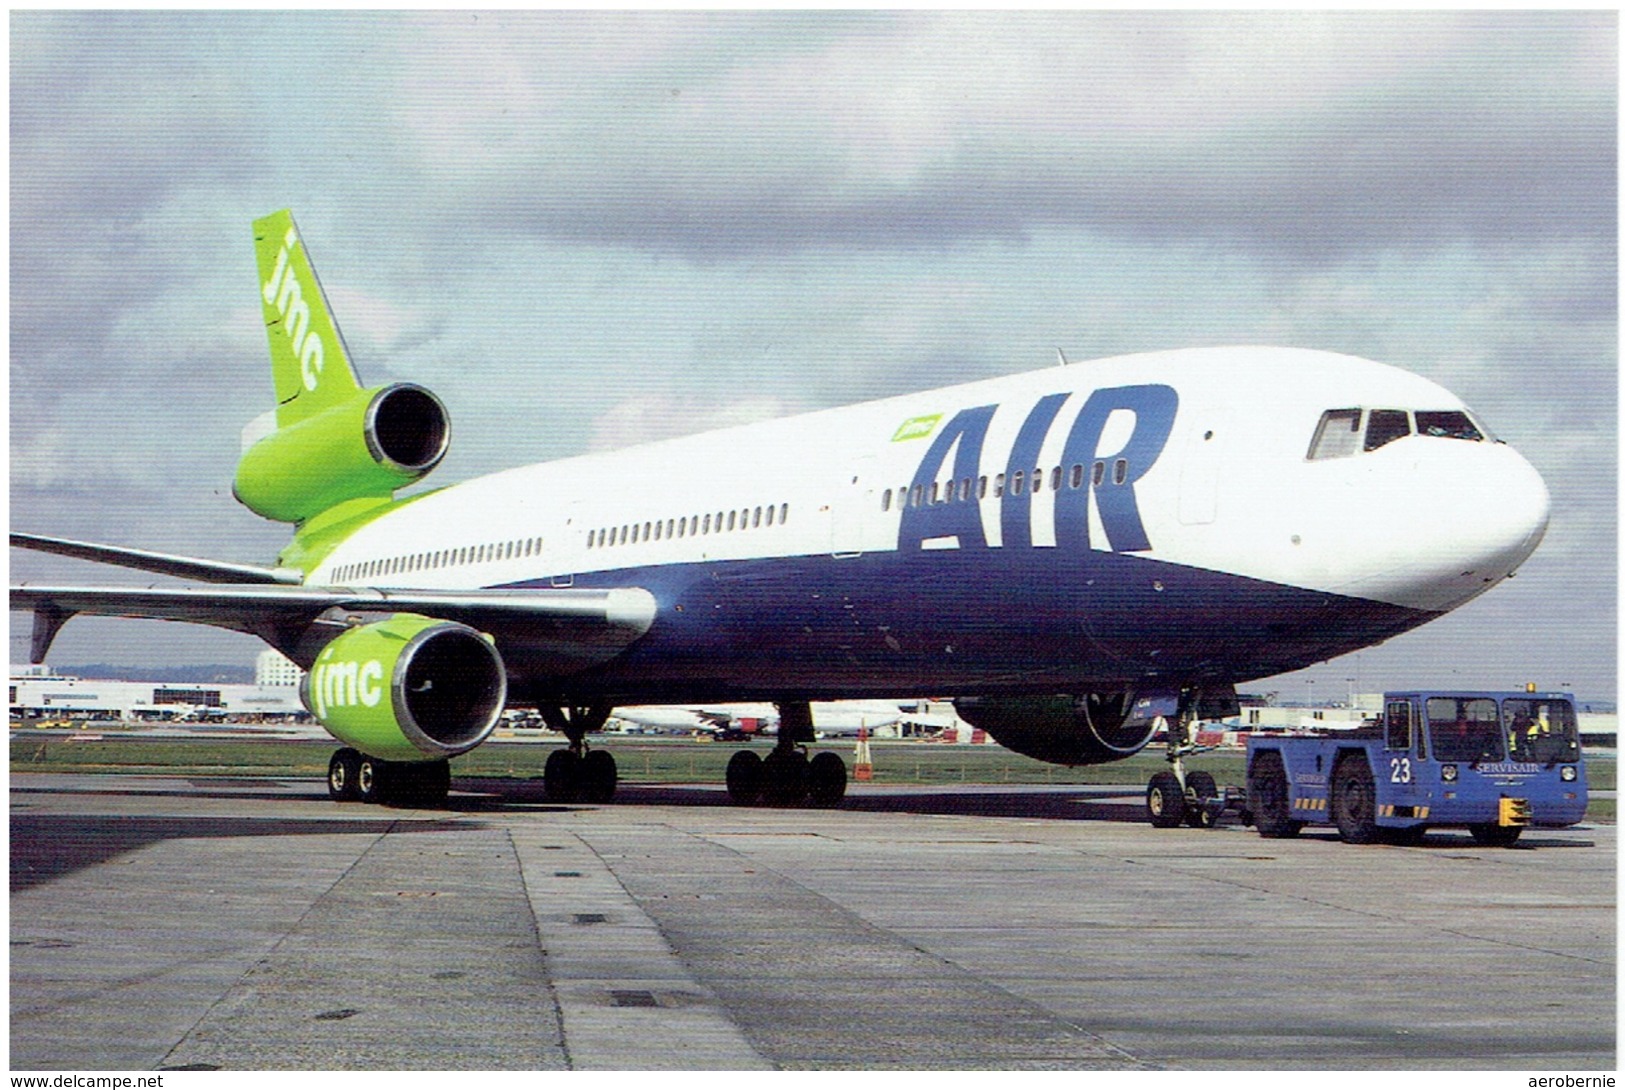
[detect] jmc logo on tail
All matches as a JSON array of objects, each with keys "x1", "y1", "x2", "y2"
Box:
[
  {"x1": 898, "y1": 384, "x2": 1178, "y2": 554},
  {"x1": 261, "y1": 227, "x2": 327, "y2": 392}
]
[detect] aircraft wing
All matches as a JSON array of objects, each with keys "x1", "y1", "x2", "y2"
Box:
[
  {"x1": 11, "y1": 532, "x2": 304, "y2": 585},
  {"x1": 9, "y1": 583, "x2": 658, "y2": 672}
]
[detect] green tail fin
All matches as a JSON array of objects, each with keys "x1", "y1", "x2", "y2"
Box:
[{"x1": 253, "y1": 210, "x2": 362, "y2": 427}]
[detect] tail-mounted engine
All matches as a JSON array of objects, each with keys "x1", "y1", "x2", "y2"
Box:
[
  {"x1": 301, "y1": 613, "x2": 506, "y2": 763},
  {"x1": 234, "y1": 383, "x2": 449, "y2": 523}
]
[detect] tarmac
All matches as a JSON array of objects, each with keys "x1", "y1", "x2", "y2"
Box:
[{"x1": 9, "y1": 772, "x2": 1616, "y2": 1071}]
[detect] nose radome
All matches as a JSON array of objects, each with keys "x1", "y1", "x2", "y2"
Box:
[
  {"x1": 1411, "y1": 442, "x2": 1550, "y2": 611},
  {"x1": 1330, "y1": 440, "x2": 1551, "y2": 613},
  {"x1": 1490, "y1": 447, "x2": 1552, "y2": 569}
]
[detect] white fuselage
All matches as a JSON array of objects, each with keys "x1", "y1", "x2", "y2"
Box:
[{"x1": 309, "y1": 347, "x2": 1549, "y2": 704}]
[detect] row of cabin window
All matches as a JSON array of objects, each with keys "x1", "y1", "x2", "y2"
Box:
[
  {"x1": 588, "y1": 503, "x2": 790, "y2": 550},
  {"x1": 336, "y1": 536, "x2": 545, "y2": 583},
  {"x1": 880, "y1": 460, "x2": 1129, "y2": 512}
]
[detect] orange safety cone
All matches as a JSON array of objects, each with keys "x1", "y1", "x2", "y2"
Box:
[{"x1": 854, "y1": 727, "x2": 874, "y2": 781}]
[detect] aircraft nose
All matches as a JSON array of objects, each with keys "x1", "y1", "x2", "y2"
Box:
[
  {"x1": 1406, "y1": 441, "x2": 1549, "y2": 611},
  {"x1": 1329, "y1": 440, "x2": 1550, "y2": 613}
]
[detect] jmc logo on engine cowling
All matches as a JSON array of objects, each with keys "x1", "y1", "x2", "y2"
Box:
[{"x1": 308, "y1": 654, "x2": 385, "y2": 719}]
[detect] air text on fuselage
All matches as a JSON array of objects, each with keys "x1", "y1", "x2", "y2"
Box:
[{"x1": 897, "y1": 384, "x2": 1178, "y2": 553}]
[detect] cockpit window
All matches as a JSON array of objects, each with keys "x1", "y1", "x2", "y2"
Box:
[
  {"x1": 1415, "y1": 411, "x2": 1483, "y2": 442},
  {"x1": 1308, "y1": 409, "x2": 1362, "y2": 460},
  {"x1": 1309, "y1": 406, "x2": 1491, "y2": 461},
  {"x1": 1364, "y1": 410, "x2": 1412, "y2": 452}
]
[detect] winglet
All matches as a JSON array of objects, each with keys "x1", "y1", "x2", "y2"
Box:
[{"x1": 253, "y1": 210, "x2": 363, "y2": 427}]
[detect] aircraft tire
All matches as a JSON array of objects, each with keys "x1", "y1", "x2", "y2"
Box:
[
  {"x1": 328, "y1": 748, "x2": 363, "y2": 802},
  {"x1": 1332, "y1": 755, "x2": 1379, "y2": 844},
  {"x1": 1183, "y1": 770, "x2": 1218, "y2": 828},
  {"x1": 1247, "y1": 751, "x2": 1300, "y2": 839},
  {"x1": 544, "y1": 749, "x2": 581, "y2": 803},
  {"x1": 393, "y1": 760, "x2": 451, "y2": 808},
  {"x1": 761, "y1": 749, "x2": 808, "y2": 807},
  {"x1": 1469, "y1": 823, "x2": 1522, "y2": 848},
  {"x1": 581, "y1": 750, "x2": 617, "y2": 804},
  {"x1": 356, "y1": 756, "x2": 393, "y2": 805},
  {"x1": 806, "y1": 751, "x2": 847, "y2": 809},
  {"x1": 726, "y1": 749, "x2": 763, "y2": 806},
  {"x1": 1146, "y1": 771, "x2": 1185, "y2": 828}
]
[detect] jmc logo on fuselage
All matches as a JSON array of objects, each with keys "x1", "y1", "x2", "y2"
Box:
[{"x1": 897, "y1": 384, "x2": 1178, "y2": 554}]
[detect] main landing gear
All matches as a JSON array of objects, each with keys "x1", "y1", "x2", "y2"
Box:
[
  {"x1": 724, "y1": 701, "x2": 847, "y2": 809},
  {"x1": 539, "y1": 703, "x2": 617, "y2": 803},
  {"x1": 328, "y1": 748, "x2": 451, "y2": 808}
]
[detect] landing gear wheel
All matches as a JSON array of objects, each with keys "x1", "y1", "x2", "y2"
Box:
[
  {"x1": 394, "y1": 760, "x2": 451, "y2": 808},
  {"x1": 580, "y1": 749, "x2": 618, "y2": 804},
  {"x1": 1183, "y1": 770, "x2": 1218, "y2": 827},
  {"x1": 726, "y1": 749, "x2": 764, "y2": 806},
  {"x1": 544, "y1": 748, "x2": 582, "y2": 803},
  {"x1": 328, "y1": 748, "x2": 362, "y2": 802},
  {"x1": 761, "y1": 748, "x2": 808, "y2": 807},
  {"x1": 1248, "y1": 751, "x2": 1301, "y2": 839},
  {"x1": 1469, "y1": 823, "x2": 1523, "y2": 848},
  {"x1": 356, "y1": 756, "x2": 392, "y2": 805},
  {"x1": 1146, "y1": 771, "x2": 1185, "y2": 828},
  {"x1": 806, "y1": 751, "x2": 847, "y2": 809},
  {"x1": 1332, "y1": 756, "x2": 1379, "y2": 844}
]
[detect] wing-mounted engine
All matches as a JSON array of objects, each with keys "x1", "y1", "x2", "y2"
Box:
[
  {"x1": 302, "y1": 613, "x2": 505, "y2": 763},
  {"x1": 957, "y1": 689, "x2": 1173, "y2": 765},
  {"x1": 234, "y1": 383, "x2": 449, "y2": 523},
  {"x1": 958, "y1": 687, "x2": 1242, "y2": 765}
]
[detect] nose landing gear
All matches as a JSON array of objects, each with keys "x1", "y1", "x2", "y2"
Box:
[{"x1": 1142, "y1": 689, "x2": 1246, "y2": 830}]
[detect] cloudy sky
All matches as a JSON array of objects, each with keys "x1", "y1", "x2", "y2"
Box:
[{"x1": 10, "y1": 11, "x2": 1617, "y2": 701}]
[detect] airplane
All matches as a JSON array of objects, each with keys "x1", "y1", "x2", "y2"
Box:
[{"x1": 10, "y1": 209, "x2": 1551, "y2": 810}]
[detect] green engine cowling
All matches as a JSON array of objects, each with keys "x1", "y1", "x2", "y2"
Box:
[
  {"x1": 234, "y1": 383, "x2": 449, "y2": 523},
  {"x1": 301, "y1": 614, "x2": 507, "y2": 763}
]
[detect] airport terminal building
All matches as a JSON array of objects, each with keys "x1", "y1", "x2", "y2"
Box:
[{"x1": 9, "y1": 655, "x2": 307, "y2": 720}]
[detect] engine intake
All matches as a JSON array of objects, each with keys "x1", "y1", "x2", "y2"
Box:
[{"x1": 302, "y1": 614, "x2": 506, "y2": 762}]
